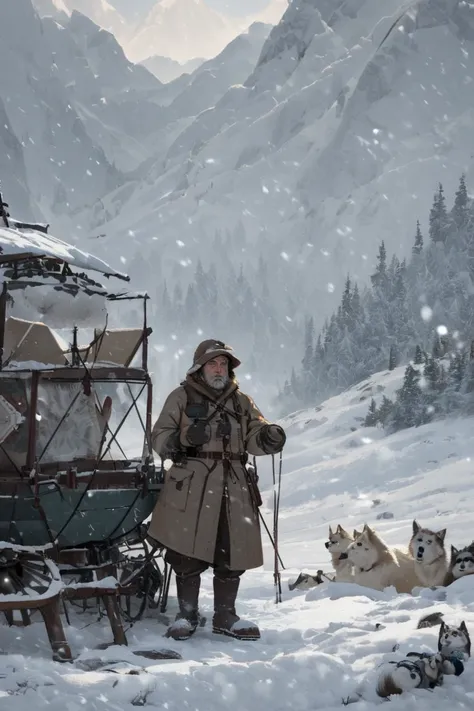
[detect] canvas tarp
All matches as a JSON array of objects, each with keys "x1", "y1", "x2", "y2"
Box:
[
  {"x1": 4, "y1": 317, "x2": 67, "y2": 366},
  {"x1": 4, "y1": 318, "x2": 144, "y2": 367}
]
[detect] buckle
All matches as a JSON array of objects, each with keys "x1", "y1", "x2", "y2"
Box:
[{"x1": 222, "y1": 451, "x2": 231, "y2": 460}]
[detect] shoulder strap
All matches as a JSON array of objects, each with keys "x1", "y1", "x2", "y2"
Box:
[{"x1": 182, "y1": 381, "x2": 201, "y2": 404}]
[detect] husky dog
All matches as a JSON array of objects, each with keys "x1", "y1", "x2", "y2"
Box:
[
  {"x1": 414, "y1": 618, "x2": 469, "y2": 676},
  {"x1": 409, "y1": 520, "x2": 448, "y2": 587},
  {"x1": 288, "y1": 570, "x2": 331, "y2": 591},
  {"x1": 325, "y1": 524, "x2": 354, "y2": 582},
  {"x1": 376, "y1": 653, "x2": 444, "y2": 697},
  {"x1": 445, "y1": 545, "x2": 474, "y2": 585},
  {"x1": 341, "y1": 524, "x2": 417, "y2": 594},
  {"x1": 438, "y1": 620, "x2": 471, "y2": 663}
]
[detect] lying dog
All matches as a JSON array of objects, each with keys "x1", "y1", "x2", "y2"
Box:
[
  {"x1": 288, "y1": 571, "x2": 333, "y2": 591},
  {"x1": 409, "y1": 520, "x2": 448, "y2": 587},
  {"x1": 341, "y1": 524, "x2": 417, "y2": 594},
  {"x1": 438, "y1": 619, "x2": 471, "y2": 668},
  {"x1": 376, "y1": 653, "x2": 444, "y2": 697},
  {"x1": 444, "y1": 544, "x2": 474, "y2": 585},
  {"x1": 344, "y1": 618, "x2": 469, "y2": 704}
]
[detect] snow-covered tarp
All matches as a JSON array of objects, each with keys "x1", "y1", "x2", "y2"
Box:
[{"x1": 0, "y1": 225, "x2": 129, "y2": 281}]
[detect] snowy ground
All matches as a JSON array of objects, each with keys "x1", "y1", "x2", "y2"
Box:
[{"x1": 2, "y1": 365, "x2": 474, "y2": 708}]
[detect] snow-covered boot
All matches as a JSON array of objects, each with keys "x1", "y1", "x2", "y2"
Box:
[
  {"x1": 212, "y1": 575, "x2": 260, "y2": 640},
  {"x1": 166, "y1": 573, "x2": 201, "y2": 641}
]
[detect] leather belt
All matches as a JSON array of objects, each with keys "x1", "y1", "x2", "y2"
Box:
[{"x1": 191, "y1": 451, "x2": 242, "y2": 461}]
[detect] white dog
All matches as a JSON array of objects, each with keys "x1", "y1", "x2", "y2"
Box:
[
  {"x1": 409, "y1": 520, "x2": 448, "y2": 587},
  {"x1": 341, "y1": 524, "x2": 417, "y2": 594},
  {"x1": 325, "y1": 524, "x2": 355, "y2": 582}
]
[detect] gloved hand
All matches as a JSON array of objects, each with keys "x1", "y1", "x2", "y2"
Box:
[
  {"x1": 185, "y1": 421, "x2": 211, "y2": 447},
  {"x1": 259, "y1": 424, "x2": 286, "y2": 453}
]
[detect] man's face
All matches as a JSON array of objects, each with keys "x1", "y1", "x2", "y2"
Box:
[{"x1": 202, "y1": 356, "x2": 229, "y2": 390}]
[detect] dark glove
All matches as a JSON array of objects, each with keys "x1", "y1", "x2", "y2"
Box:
[
  {"x1": 186, "y1": 421, "x2": 211, "y2": 447},
  {"x1": 246, "y1": 463, "x2": 259, "y2": 483},
  {"x1": 259, "y1": 424, "x2": 286, "y2": 453}
]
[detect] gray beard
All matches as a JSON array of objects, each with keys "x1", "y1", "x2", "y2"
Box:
[{"x1": 204, "y1": 373, "x2": 229, "y2": 391}]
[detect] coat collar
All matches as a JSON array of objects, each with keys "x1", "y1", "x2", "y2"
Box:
[{"x1": 183, "y1": 375, "x2": 239, "y2": 404}]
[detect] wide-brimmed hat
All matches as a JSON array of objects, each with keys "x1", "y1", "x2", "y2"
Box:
[{"x1": 186, "y1": 339, "x2": 241, "y2": 375}]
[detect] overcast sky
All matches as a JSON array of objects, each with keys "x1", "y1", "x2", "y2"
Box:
[
  {"x1": 110, "y1": 0, "x2": 271, "y2": 17},
  {"x1": 206, "y1": 0, "x2": 270, "y2": 14}
]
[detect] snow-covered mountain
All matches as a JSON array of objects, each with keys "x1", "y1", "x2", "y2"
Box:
[
  {"x1": 62, "y1": 11, "x2": 166, "y2": 171},
  {"x1": 140, "y1": 55, "x2": 205, "y2": 83},
  {"x1": 0, "y1": 0, "x2": 271, "y2": 234},
  {"x1": 33, "y1": 0, "x2": 128, "y2": 42},
  {"x1": 250, "y1": 0, "x2": 289, "y2": 25},
  {"x1": 80, "y1": 0, "x2": 474, "y2": 340},
  {"x1": 0, "y1": 0, "x2": 125, "y2": 222},
  {"x1": 125, "y1": 0, "x2": 246, "y2": 64},
  {"x1": 34, "y1": 0, "x2": 290, "y2": 66},
  {"x1": 2, "y1": 364, "x2": 474, "y2": 708}
]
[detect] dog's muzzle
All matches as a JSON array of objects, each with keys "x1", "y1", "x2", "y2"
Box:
[
  {"x1": 416, "y1": 546, "x2": 424, "y2": 560},
  {"x1": 339, "y1": 552, "x2": 349, "y2": 560},
  {"x1": 324, "y1": 541, "x2": 330, "y2": 549}
]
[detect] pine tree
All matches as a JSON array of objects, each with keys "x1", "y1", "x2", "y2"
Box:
[
  {"x1": 378, "y1": 396, "x2": 394, "y2": 427},
  {"x1": 351, "y1": 283, "x2": 362, "y2": 322},
  {"x1": 452, "y1": 174, "x2": 468, "y2": 229},
  {"x1": 429, "y1": 183, "x2": 449, "y2": 243},
  {"x1": 172, "y1": 283, "x2": 184, "y2": 327},
  {"x1": 412, "y1": 220, "x2": 423, "y2": 255},
  {"x1": 302, "y1": 317, "x2": 314, "y2": 373},
  {"x1": 414, "y1": 345, "x2": 424, "y2": 364},
  {"x1": 424, "y1": 357, "x2": 441, "y2": 391},
  {"x1": 184, "y1": 283, "x2": 198, "y2": 326},
  {"x1": 389, "y1": 344, "x2": 397, "y2": 370},
  {"x1": 371, "y1": 241, "x2": 387, "y2": 289},
  {"x1": 341, "y1": 276, "x2": 352, "y2": 327},
  {"x1": 364, "y1": 398, "x2": 378, "y2": 427},
  {"x1": 391, "y1": 364, "x2": 427, "y2": 430},
  {"x1": 290, "y1": 368, "x2": 299, "y2": 401},
  {"x1": 432, "y1": 333, "x2": 444, "y2": 359},
  {"x1": 449, "y1": 352, "x2": 466, "y2": 391}
]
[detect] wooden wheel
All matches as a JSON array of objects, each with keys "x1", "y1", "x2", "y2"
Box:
[{"x1": 0, "y1": 546, "x2": 72, "y2": 661}]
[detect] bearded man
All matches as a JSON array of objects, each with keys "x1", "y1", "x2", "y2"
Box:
[{"x1": 148, "y1": 339, "x2": 286, "y2": 641}]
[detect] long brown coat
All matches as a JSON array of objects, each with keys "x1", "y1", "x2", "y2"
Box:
[{"x1": 148, "y1": 376, "x2": 283, "y2": 571}]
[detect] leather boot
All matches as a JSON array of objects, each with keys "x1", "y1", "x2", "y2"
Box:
[
  {"x1": 212, "y1": 574, "x2": 260, "y2": 640},
  {"x1": 166, "y1": 573, "x2": 201, "y2": 640}
]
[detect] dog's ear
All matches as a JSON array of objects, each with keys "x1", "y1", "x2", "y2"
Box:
[
  {"x1": 364, "y1": 525, "x2": 375, "y2": 539},
  {"x1": 336, "y1": 524, "x2": 342, "y2": 533},
  {"x1": 437, "y1": 528, "x2": 447, "y2": 542},
  {"x1": 338, "y1": 525, "x2": 349, "y2": 537},
  {"x1": 451, "y1": 545, "x2": 459, "y2": 559},
  {"x1": 438, "y1": 620, "x2": 446, "y2": 650},
  {"x1": 290, "y1": 573, "x2": 304, "y2": 589},
  {"x1": 413, "y1": 520, "x2": 420, "y2": 536},
  {"x1": 461, "y1": 622, "x2": 471, "y2": 656},
  {"x1": 353, "y1": 528, "x2": 362, "y2": 539},
  {"x1": 328, "y1": 525, "x2": 334, "y2": 536}
]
